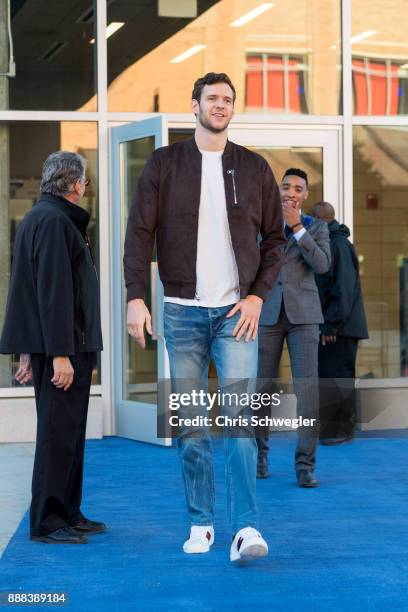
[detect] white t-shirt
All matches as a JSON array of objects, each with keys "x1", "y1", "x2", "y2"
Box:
[{"x1": 164, "y1": 149, "x2": 240, "y2": 307}]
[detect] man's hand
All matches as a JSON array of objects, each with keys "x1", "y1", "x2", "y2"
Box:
[
  {"x1": 321, "y1": 334, "x2": 337, "y2": 346},
  {"x1": 227, "y1": 295, "x2": 263, "y2": 342},
  {"x1": 51, "y1": 356, "x2": 74, "y2": 391},
  {"x1": 127, "y1": 298, "x2": 152, "y2": 349},
  {"x1": 282, "y1": 201, "x2": 301, "y2": 229},
  {"x1": 15, "y1": 354, "x2": 33, "y2": 385}
]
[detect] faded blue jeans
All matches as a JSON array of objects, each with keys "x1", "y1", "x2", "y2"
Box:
[{"x1": 164, "y1": 302, "x2": 259, "y2": 534}]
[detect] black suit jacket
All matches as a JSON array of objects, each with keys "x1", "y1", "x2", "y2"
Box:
[{"x1": 315, "y1": 220, "x2": 368, "y2": 339}]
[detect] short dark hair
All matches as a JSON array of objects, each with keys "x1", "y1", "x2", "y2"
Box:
[
  {"x1": 192, "y1": 72, "x2": 236, "y2": 103},
  {"x1": 282, "y1": 168, "x2": 308, "y2": 187}
]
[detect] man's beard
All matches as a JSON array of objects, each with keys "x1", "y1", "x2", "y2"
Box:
[{"x1": 197, "y1": 106, "x2": 230, "y2": 134}]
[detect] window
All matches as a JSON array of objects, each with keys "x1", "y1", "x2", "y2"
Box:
[
  {"x1": 352, "y1": 0, "x2": 408, "y2": 116},
  {"x1": 5, "y1": 1, "x2": 97, "y2": 111},
  {"x1": 245, "y1": 54, "x2": 308, "y2": 113},
  {"x1": 353, "y1": 126, "x2": 408, "y2": 378},
  {"x1": 353, "y1": 57, "x2": 408, "y2": 115},
  {"x1": 107, "y1": 0, "x2": 341, "y2": 115},
  {"x1": 0, "y1": 121, "x2": 99, "y2": 387}
]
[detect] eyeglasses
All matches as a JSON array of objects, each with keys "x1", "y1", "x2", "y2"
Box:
[{"x1": 78, "y1": 177, "x2": 91, "y2": 187}]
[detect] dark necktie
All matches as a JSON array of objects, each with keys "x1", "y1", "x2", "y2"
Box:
[{"x1": 284, "y1": 225, "x2": 292, "y2": 239}]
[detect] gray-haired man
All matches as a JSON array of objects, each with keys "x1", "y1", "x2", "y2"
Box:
[{"x1": 0, "y1": 151, "x2": 104, "y2": 543}]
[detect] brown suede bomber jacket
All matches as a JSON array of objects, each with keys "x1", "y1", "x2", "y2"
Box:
[{"x1": 124, "y1": 137, "x2": 285, "y2": 303}]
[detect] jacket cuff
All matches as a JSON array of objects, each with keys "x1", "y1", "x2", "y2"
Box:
[
  {"x1": 46, "y1": 345, "x2": 75, "y2": 357},
  {"x1": 297, "y1": 230, "x2": 313, "y2": 248},
  {"x1": 126, "y1": 282, "x2": 146, "y2": 302},
  {"x1": 247, "y1": 279, "x2": 271, "y2": 302},
  {"x1": 320, "y1": 323, "x2": 338, "y2": 335}
]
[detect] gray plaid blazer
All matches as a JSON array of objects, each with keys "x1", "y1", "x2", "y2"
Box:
[{"x1": 260, "y1": 217, "x2": 331, "y2": 326}]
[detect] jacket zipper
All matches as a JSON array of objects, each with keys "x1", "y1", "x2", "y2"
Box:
[
  {"x1": 225, "y1": 169, "x2": 240, "y2": 296},
  {"x1": 85, "y1": 233, "x2": 99, "y2": 282},
  {"x1": 227, "y1": 169, "x2": 238, "y2": 206},
  {"x1": 82, "y1": 233, "x2": 98, "y2": 346}
]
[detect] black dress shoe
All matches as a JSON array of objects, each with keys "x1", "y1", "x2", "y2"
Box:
[
  {"x1": 320, "y1": 435, "x2": 354, "y2": 446},
  {"x1": 257, "y1": 453, "x2": 269, "y2": 479},
  {"x1": 70, "y1": 518, "x2": 107, "y2": 534},
  {"x1": 30, "y1": 526, "x2": 88, "y2": 544},
  {"x1": 297, "y1": 469, "x2": 319, "y2": 488}
]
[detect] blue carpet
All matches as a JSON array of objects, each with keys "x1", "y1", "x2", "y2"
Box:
[{"x1": 1, "y1": 434, "x2": 408, "y2": 611}]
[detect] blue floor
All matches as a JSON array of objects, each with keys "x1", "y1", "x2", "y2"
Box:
[{"x1": 1, "y1": 434, "x2": 408, "y2": 611}]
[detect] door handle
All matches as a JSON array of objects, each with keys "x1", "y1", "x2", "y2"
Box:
[{"x1": 150, "y1": 262, "x2": 158, "y2": 340}]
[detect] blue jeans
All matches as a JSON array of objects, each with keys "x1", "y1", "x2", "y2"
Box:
[{"x1": 164, "y1": 302, "x2": 259, "y2": 534}]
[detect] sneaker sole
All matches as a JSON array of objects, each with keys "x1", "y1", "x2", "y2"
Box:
[
  {"x1": 231, "y1": 543, "x2": 268, "y2": 563},
  {"x1": 183, "y1": 545, "x2": 211, "y2": 554},
  {"x1": 183, "y1": 539, "x2": 214, "y2": 554}
]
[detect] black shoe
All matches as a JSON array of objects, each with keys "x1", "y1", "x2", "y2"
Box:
[
  {"x1": 320, "y1": 435, "x2": 354, "y2": 446},
  {"x1": 297, "y1": 469, "x2": 319, "y2": 488},
  {"x1": 70, "y1": 518, "x2": 107, "y2": 534},
  {"x1": 257, "y1": 453, "x2": 269, "y2": 479},
  {"x1": 30, "y1": 526, "x2": 88, "y2": 544}
]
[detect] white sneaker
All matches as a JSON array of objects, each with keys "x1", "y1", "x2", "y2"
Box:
[
  {"x1": 230, "y1": 527, "x2": 268, "y2": 563},
  {"x1": 183, "y1": 526, "x2": 214, "y2": 554}
]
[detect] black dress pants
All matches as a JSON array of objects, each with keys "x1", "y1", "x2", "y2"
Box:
[
  {"x1": 318, "y1": 337, "x2": 358, "y2": 439},
  {"x1": 30, "y1": 352, "x2": 95, "y2": 536}
]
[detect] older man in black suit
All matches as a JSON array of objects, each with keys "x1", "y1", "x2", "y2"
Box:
[
  {"x1": 0, "y1": 151, "x2": 104, "y2": 543},
  {"x1": 311, "y1": 201, "x2": 368, "y2": 445}
]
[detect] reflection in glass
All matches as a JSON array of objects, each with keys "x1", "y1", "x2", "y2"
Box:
[
  {"x1": 4, "y1": 1, "x2": 97, "y2": 111},
  {"x1": 353, "y1": 126, "x2": 408, "y2": 377},
  {"x1": 107, "y1": 0, "x2": 341, "y2": 115},
  {"x1": 0, "y1": 121, "x2": 99, "y2": 387},
  {"x1": 352, "y1": 0, "x2": 408, "y2": 115},
  {"x1": 167, "y1": 132, "x2": 324, "y2": 379},
  {"x1": 167, "y1": 132, "x2": 324, "y2": 380},
  {"x1": 248, "y1": 146, "x2": 323, "y2": 205},
  {"x1": 246, "y1": 54, "x2": 309, "y2": 114},
  {"x1": 120, "y1": 137, "x2": 158, "y2": 404}
]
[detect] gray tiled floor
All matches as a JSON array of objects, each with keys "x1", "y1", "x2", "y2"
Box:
[{"x1": 0, "y1": 443, "x2": 35, "y2": 556}]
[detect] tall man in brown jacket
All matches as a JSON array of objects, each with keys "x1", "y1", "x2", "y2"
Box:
[{"x1": 124, "y1": 73, "x2": 284, "y2": 563}]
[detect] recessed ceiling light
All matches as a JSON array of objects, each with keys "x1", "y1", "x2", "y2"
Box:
[
  {"x1": 229, "y1": 3, "x2": 274, "y2": 28},
  {"x1": 170, "y1": 44, "x2": 206, "y2": 63},
  {"x1": 350, "y1": 30, "x2": 378, "y2": 44},
  {"x1": 90, "y1": 22, "x2": 125, "y2": 44}
]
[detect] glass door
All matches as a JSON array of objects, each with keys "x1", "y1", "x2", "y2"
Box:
[
  {"x1": 111, "y1": 120, "x2": 341, "y2": 442},
  {"x1": 168, "y1": 123, "x2": 341, "y2": 406},
  {"x1": 110, "y1": 116, "x2": 170, "y2": 445},
  {"x1": 227, "y1": 126, "x2": 341, "y2": 216},
  {"x1": 227, "y1": 125, "x2": 341, "y2": 387},
  {"x1": 168, "y1": 125, "x2": 340, "y2": 213}
]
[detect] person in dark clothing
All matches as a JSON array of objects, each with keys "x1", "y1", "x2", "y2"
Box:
[
  {"x1": 0, "y1": 151, "x2": 104, "y2": 544},
  {"x1": 311, "y1": 201, "x2": 368, "y2": 445}
]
